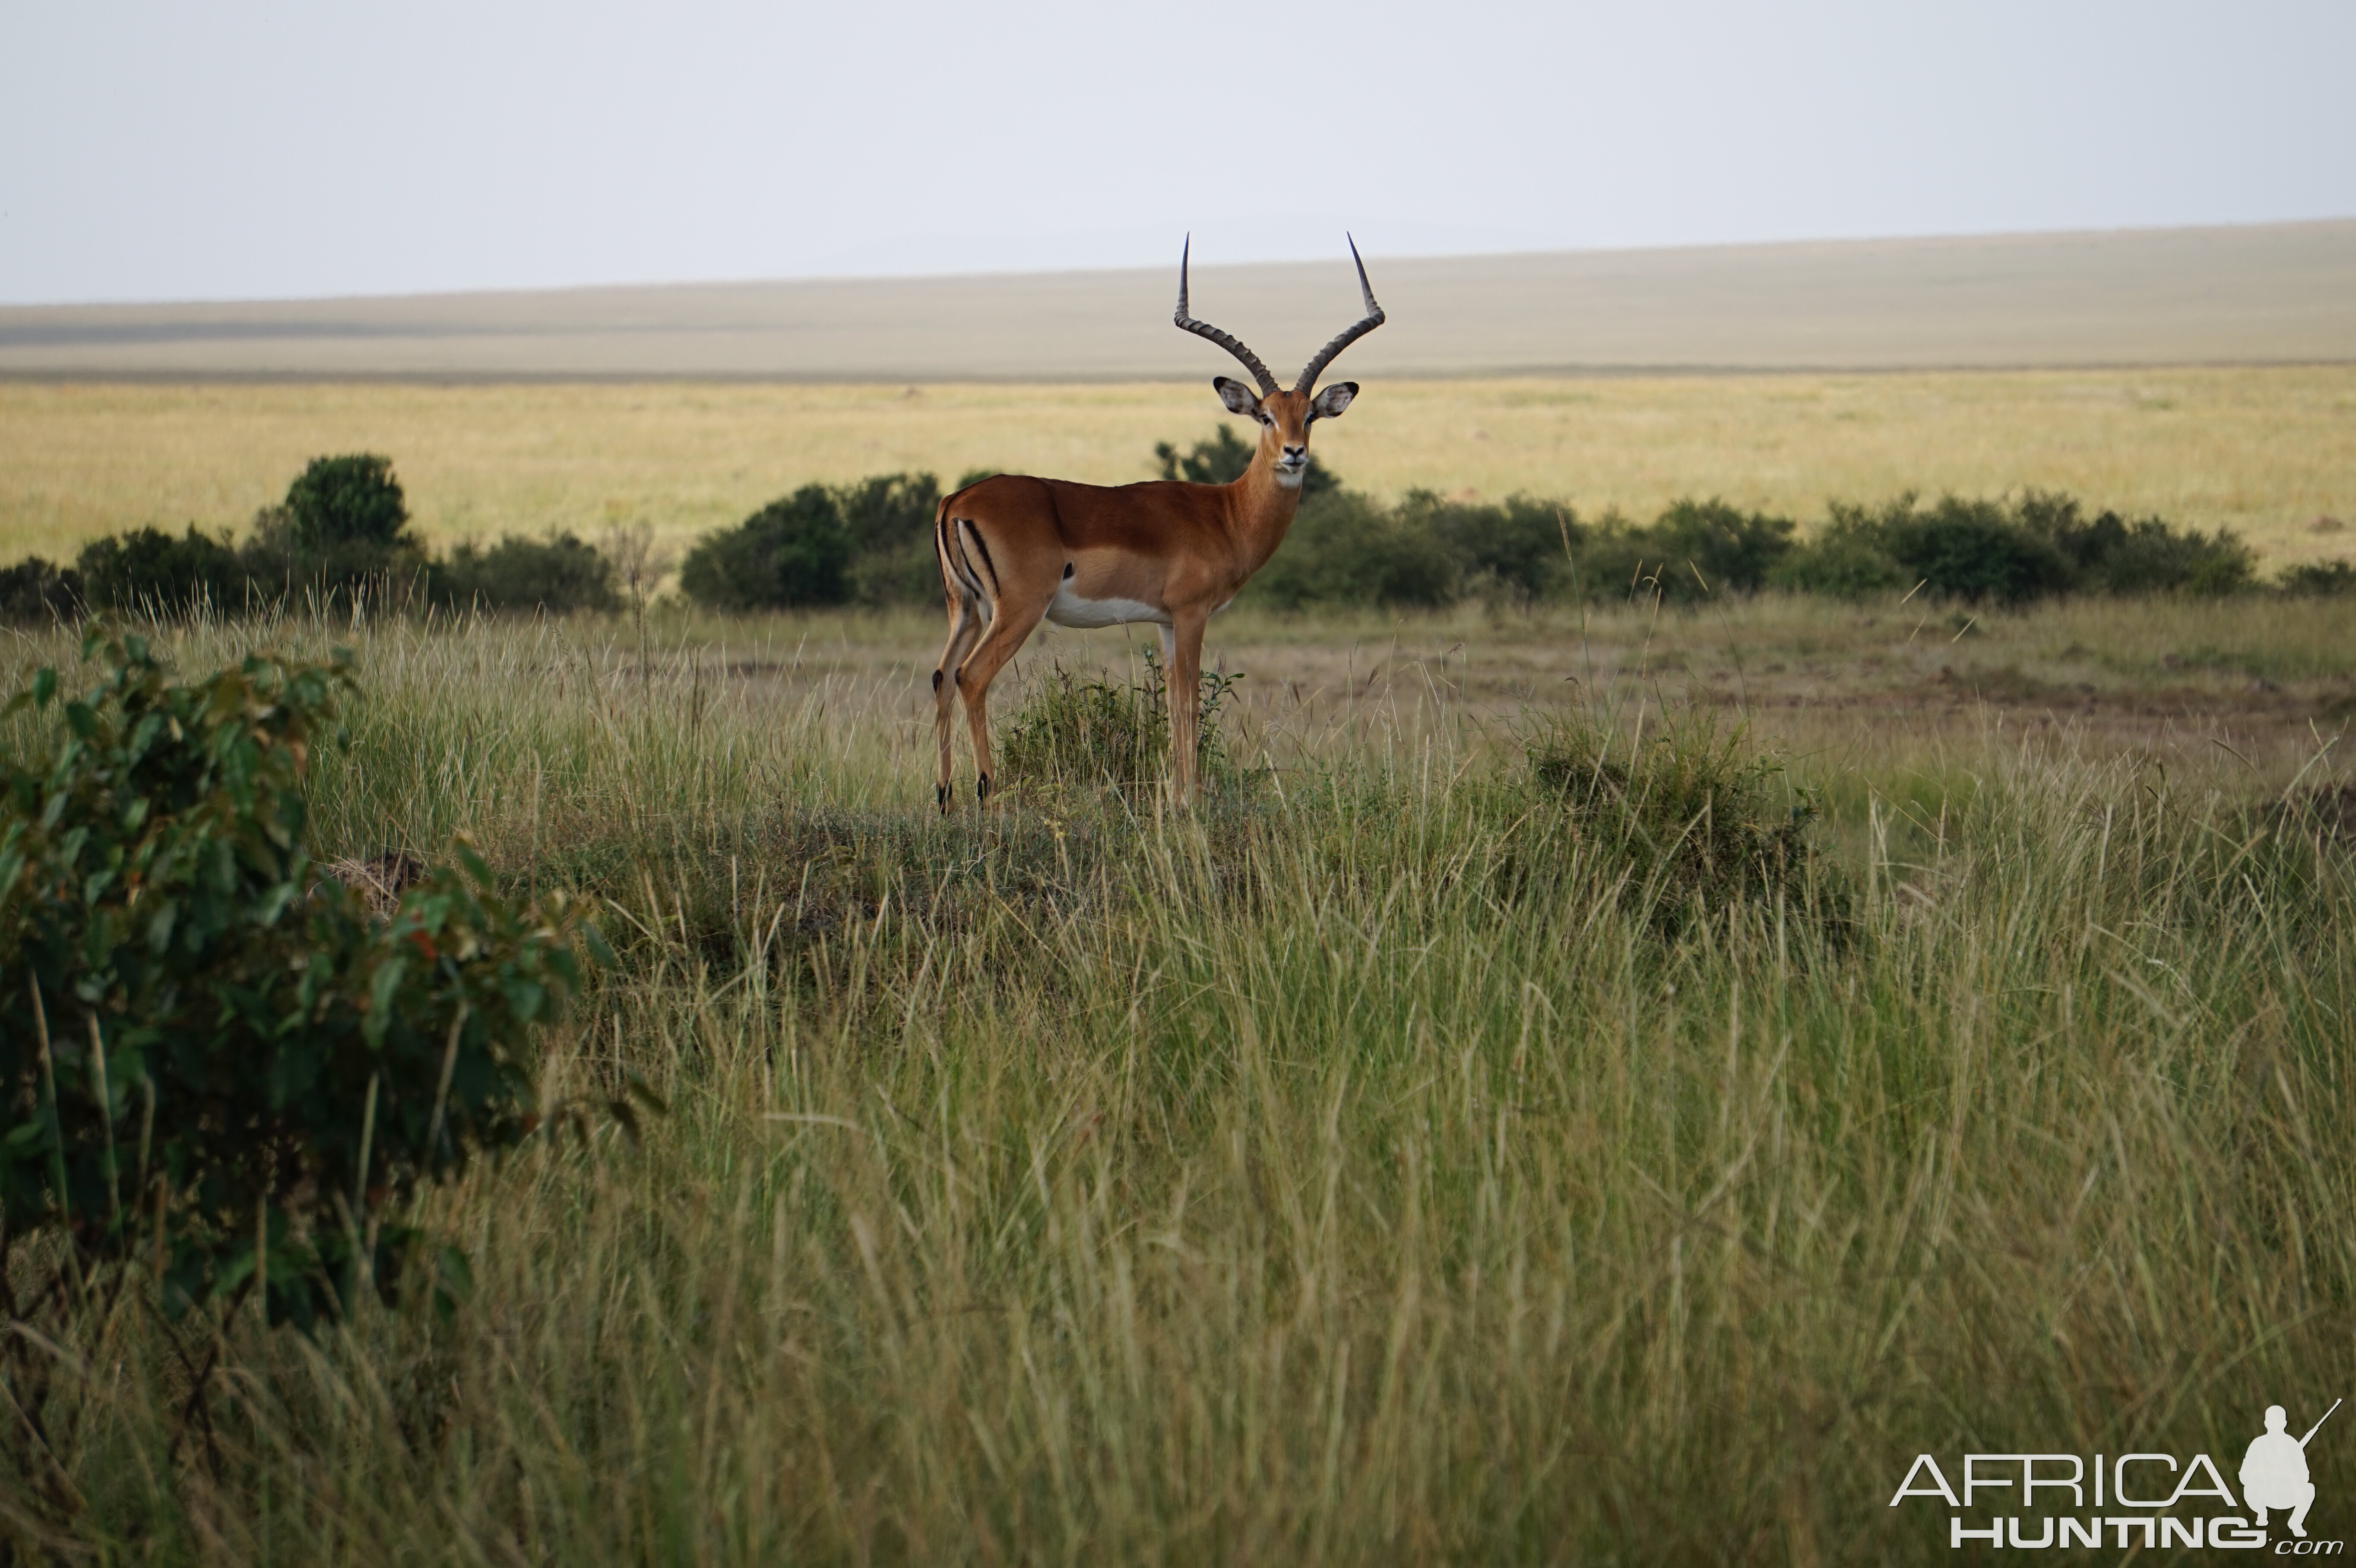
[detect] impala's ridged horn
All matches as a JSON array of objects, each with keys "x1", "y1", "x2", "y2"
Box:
[
  {"x1": 1294, "y1": 234, "x2": 1385, "y2": 395},
  {"x1": 1174, "y1": 234, "x2": 1278, "y2": 397}
]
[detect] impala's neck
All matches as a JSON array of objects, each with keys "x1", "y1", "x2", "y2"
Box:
[{"x1": 1226, "y1": 443, "x2": 1307, "y2": 574}]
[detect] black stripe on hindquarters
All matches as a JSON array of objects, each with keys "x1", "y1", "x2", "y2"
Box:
[
  {"x1": 1064, "y1": 562, "x2": 1074, "y2": 579},
  {"x1": 960, "y1": 519, "x2": 1001, "y2": 597},
  {"x1": 943, "y1": 516, "x2": 988, "y2": 601}
]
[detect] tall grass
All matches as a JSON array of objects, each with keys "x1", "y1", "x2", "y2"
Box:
[{"x1": 2, "y1": 602, "x2": 2351, "y2": 1562}]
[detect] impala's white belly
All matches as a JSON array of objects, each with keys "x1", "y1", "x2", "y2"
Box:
[{"x1": 1047, "y1": 587, "x2": 1169, "y2": 629}]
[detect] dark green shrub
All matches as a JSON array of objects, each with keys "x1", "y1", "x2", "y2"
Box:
[
  {"x1": 678, "y1": 524, "x2": 783, "y2": 613},
  {"x1": 1643, "y1": 499, "x2": 1797, "y2": 592},
  {"x1": 1879, "y1": 496, "x2": 2075, "y2": 604},
  {"x1": 434, "y1": 532, "x2": 620, "y2": 613},
  {"x1": 848, "y1": 545, "x2": 947, "y2": 608},
  {"x1": 998, "y1": 652, "x2": 1243, "y2": 790},
  {"x1": 2280, "y1": 559, "x2": 2356, "y2": 596},
  {"x1": 283, "y1": 454, "x2": 411, "y2": 552},
  {"x1": 1568, "y1": 512, "x2": 1664, "y2": 606},
  {"x1": 0, "y1": 557, "x2": 85, "y2": 623},
  {"x1": 1767, "y1": 507, "x2": 1908, "y2": 598},
  {"x1": 1156, "y1": 425, "x2": 1341, "y2": 500},
  {"x1": 1407, "y1": 490, "x2": 1577, "y2": 603},
  {"x1": 2091, "y1": 517, "x2": 2252, "y2": 594},
  {"x1": 680, "y1": 486, "x2": 852, "y2": 610},
  {"x1": 2033, "y1": 490, "x2": 2253, "y2": 594},
  {"x1": 1248, "y1": 490, "x2": 1458, "y2": 609},
  {"x1": 837, "y1": 472, "x2": 942, "y2": 553},
  {"x1": 75, "y1": 526, "x2": 249, "y2": 614},
  {"x1": 240, "y1": 454, "x2": 423, "y2": 601},
  {"x1": 837, "y1": 472, "x2": 945, "y2": 607},
  {"x1": 240, "y1": 515, "x2": 418, "y2": 603},
  {"x1": 0, "y1": 632, "x2": 602, "y2": 1337},
  {"x1": 1569, "y1": 500, "x2": 1795, "y2": 606}
]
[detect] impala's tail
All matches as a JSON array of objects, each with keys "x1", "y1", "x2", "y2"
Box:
[
  {"x1": 933, "y1": 494, "x2": 960, "y2": 607},
  {"x1": 934, "y1": 491, "x2": 998, "y2": 610}
]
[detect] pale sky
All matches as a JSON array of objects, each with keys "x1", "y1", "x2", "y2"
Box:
[{"x1": 2, "y1": 0, "x2": 2350, "y2": 305}]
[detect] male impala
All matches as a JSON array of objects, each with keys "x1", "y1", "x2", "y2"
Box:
[{"x1": 931, "y1": 237, "x2": 1384, "y2": 807}]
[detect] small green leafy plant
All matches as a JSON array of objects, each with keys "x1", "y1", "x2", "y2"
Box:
[
  {"x1": 998, "y1": 650, "x2": 1245, "y2": 791},
  {"x1": 0, "y1": 631, "x2": 604, "y2": 1347}
]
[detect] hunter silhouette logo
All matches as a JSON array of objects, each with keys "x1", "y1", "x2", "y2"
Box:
[
  {"x1": 2245, "y1": 1399, "x2": 2339, "y2": 1539},
  {"x1": 1887, "y1": 1394, "x2": 2345, "y2": 1550}
]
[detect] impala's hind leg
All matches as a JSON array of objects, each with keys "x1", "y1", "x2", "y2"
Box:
[
  {"x1": 955, "y1": 588, "x2": 1054, "y2": 807},
  {"x1": 932, "y1": 592, "x2": 987, "y2": 811}
]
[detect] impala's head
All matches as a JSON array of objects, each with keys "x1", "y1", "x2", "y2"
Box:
[
  {"x1": 1176, "y1": 234, "x2": 1384, "y2": 491},
  {"x1": 1213, "y1": 378, "x2": 1358, "y2": 488}
]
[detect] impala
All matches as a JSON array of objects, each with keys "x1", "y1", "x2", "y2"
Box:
[{"x1": 931, "y1": 236, "x2": 1385, "y2": 807}]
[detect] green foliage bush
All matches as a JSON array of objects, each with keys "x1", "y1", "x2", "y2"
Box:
[
  {"x1": 1407, "y1": 490, "x2": 1576, "y2": 603},
  {"x1": 680, "y1": 485, "x2": 855, "y2": 610},
  {"x1": 1580, "y1": 499, "x2": 1799, "y2": 606},
  {"x1": 0, "y1": 557, "x2": 85, "y2": 623},
  {"x1": 2278, "y1": 558, "x2": 2356, "y2": 596},
  {"x1": 2030, "y1": 490, "x2": 2255, "y2": 594},
  {"x1": 75, "y1": 526, "x2": 249, "y2": 613},
  {"x1": 1247, "y1": 490, "x2": 1460, "y2": 609},
  {"x1": 1645, "y1": 498, "x2": 1799, "y2": 593},
  {"x1": 28, "y1": 452, "x2": 631, "y2": 622},
  {"x1": 0, "y1": 632, "x2": 600, "y2": 1334},
  {"x1": 1876, "y1": 495, "x2": 2077, "y2": 604},
  {"x1": 837, "y1": 472, "x2": 947, "y2": 607},
  {"x1": 1765, "y1": 507, "x2": 1909, "y2": 598},
  {"x1": 242, "y1": 452, "x2": 425, "y2": 601},
  {"x1": 1766, "y1": 491, "x2": 2252, "y2": 603},
  {"x1": 283, "y1": 454, "x2": 412, "y2": 552},
  {"x1": 434, "y1": 532, "x2": 620, "y2": 613}
]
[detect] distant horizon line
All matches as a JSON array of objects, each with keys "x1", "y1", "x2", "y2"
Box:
[{"x1": 10, "y1": 214, "x2": 2354, "y2": 315}]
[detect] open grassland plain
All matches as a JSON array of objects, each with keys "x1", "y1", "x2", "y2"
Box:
[
  {"x1": 3, "y1": 591, "x2": 2354, "y2": 1563},
  {"x1": 2, "y1": 365, "x2": 2353, "y2": 570}
]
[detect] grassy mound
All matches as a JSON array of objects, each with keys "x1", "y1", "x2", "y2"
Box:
[{"x1": 1517, "y1": 709, "x2": 1850, "y2": 939}]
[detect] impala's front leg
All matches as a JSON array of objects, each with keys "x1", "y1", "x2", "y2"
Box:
[{"x1": 1167, "y1": 609, "x2": 1210, "y2": 805}]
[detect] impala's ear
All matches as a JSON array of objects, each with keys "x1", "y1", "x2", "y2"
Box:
[
  {"x1": 1310, "y1": 381, "x2": 1359, "y2": 420},
  {"x1": 1213, "y1": 376, "x2": 1263, "y2": 418}
]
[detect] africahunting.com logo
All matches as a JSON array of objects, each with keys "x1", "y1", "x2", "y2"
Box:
[{"x1": 1890, "y1": 1398, "x2": 2341, "y2": 1552}]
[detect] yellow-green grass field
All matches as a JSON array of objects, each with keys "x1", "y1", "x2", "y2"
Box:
[
  {"x1": 3, "y1": 365, "x2": 2353, "y2": 571},
  {"x1": 3, "y1": 591, "x2": 2354, "y2": 1562},
  {"x1": 4, "y1": 349, "x2": 2355, "y2": 1558}
]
